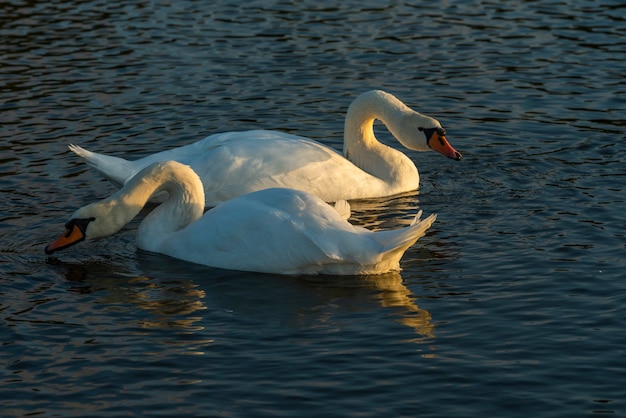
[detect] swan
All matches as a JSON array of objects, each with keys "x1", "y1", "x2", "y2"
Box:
[
  {"x1": 45, "y1": 161, "x2": 437, "y2": 275},
  {"x1": 69, "y1": 90, "x2": 461, "y2": 207}
]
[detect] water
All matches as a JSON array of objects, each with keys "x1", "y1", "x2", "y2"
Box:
[{"x1": 1, "y1": 0, "x2": 625, "y2": 416}]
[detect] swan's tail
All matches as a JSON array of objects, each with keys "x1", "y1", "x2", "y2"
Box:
[
  {"x1": 371, "y1": 210, "x2": 437, "y2": 271},
  {"x1": 68, "y1": 144, "x2": 134, "y2": 188}
]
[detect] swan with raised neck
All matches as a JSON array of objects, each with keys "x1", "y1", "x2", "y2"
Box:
[
  {"x1": 68, "y1": 90, "x2": 461, "y2": 206},
  {"x1": 343, "y1": 90, "x2": 460, "y2": 193}
]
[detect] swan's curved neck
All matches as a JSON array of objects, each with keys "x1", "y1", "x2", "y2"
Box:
[
  {"x1": 344, "y1": 91, "x2": 410, "y2": 150},
  {"x1": 342, "y1": 90, "x2": 418, "y2": 188},
  {"x1": 86, "y1": 162, "x2": 205, "y2": 252}
]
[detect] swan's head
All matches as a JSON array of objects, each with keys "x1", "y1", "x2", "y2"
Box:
[
  {"x1": 395, "y1": 112, "x2": 462, "y2": 161},
  {"x1": 45, "y1": 201, "x2": 128, "y2": 254},
  {"x1": 45, "y1": 160, "x2": 205, "y2": 255}
]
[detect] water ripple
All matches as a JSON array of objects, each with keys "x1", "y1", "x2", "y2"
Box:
[{"x1": 1, "y1": 0, "x2": 625, "y2": 416}]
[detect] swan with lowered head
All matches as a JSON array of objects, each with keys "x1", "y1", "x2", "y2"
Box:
[
  {"x1": 69, "y1": 90, "x2": 461, "y2": 207},
  {"x1": 45, "y1": 161, "x2": 437, "y2": 275}
]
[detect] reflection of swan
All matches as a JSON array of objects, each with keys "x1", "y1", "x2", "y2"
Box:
[
  {"x1": 364, "y1": 274, "x2": 435, "y2": 339},
  {"x1": 48, "y1": 254, "x2": 435, "y2": 341},
  {"x1": 69, "y1": 90, "x2": 461, "y2": 207},
  {"x1": 45, "y1": 161, "x2": 437, "y2": 275},
  {"x1": 305, "y1": 272, "x2": 435, "y2": 339},
  {"x1": 135, "y1": 254, "x2": 435, "y2": 339},
  {"x1": 47, "y1": 257, "x2": 209, "y2": 331}
]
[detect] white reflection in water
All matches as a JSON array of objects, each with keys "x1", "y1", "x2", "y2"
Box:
[{"x1": 50, "y1": 251, "x2": 436, "y2": 346}]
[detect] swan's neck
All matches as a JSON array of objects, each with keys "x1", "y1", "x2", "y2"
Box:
[
  {"x1": 84, "y1": 162, "x2": 205, "y2": 252},
  {"x1": 343, "y1": 91, "x2": 418, "y2": 187}
]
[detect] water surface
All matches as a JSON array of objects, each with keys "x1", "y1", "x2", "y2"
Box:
[{"x1": 1, "y1": 0, "x2": 625, "y2": 416}]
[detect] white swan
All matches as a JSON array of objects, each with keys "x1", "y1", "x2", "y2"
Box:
[
  {"x1": 45, "y1": 161, "x2": 437, "y2": 275},
  {"x1": 69, "y1": 90, "x2": 461, "y2": 207}
]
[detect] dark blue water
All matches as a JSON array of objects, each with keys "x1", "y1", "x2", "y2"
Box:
[{"x1": 1, "y1": 0, "x2": 625, "y2": 416}]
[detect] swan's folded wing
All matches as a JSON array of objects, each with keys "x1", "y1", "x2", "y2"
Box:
[{"x1": 160, "y1": 197, "x2": 334, "y2": 273}]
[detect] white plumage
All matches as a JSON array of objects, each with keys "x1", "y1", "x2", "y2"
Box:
[
  {"x1": 69, "y1": 90, "x2": 461, "y2": 207},
  {"x1": 46, "y1": 161, "x2": 437, "y2": 275}
]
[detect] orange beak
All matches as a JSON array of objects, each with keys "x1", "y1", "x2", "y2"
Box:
[
  {"x1": 45, "y1": 218, "x2": 92, "y2": 254},
  {"x1": 421, "y1": 127, "x2": 462, "y2": 160},
  {"x1": 430, "y1": 132, "x2": 462, "y2": 161}
]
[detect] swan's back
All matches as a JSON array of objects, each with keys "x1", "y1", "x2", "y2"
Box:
[
  {"x1": 175, "y1": 131, "x2": 394, "y2": 205},
  {"x1": 71, "y1": 130, "x2": 405, "y2": 206},
  {"x1": 158, "y1": 188, "x2": 436, "y2": 275},
  {"x1": 160, "y1": 188, "x2": 353, "y2": 274}
]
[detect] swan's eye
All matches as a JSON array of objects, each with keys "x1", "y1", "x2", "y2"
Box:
[
  {"x1": 65, "y1": 217, "x2": 95, "y2": 236},
  {"x1": 419, "y1": 127, "x2": 446, "y2": 142}
]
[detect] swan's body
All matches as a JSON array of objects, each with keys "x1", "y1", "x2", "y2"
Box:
[
  {"x1": 70, "y1": 90, "x2": 461, "y2": 207},
  {"x1": 45, "y1": 161, "x2": 437, "y2": 275}
]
